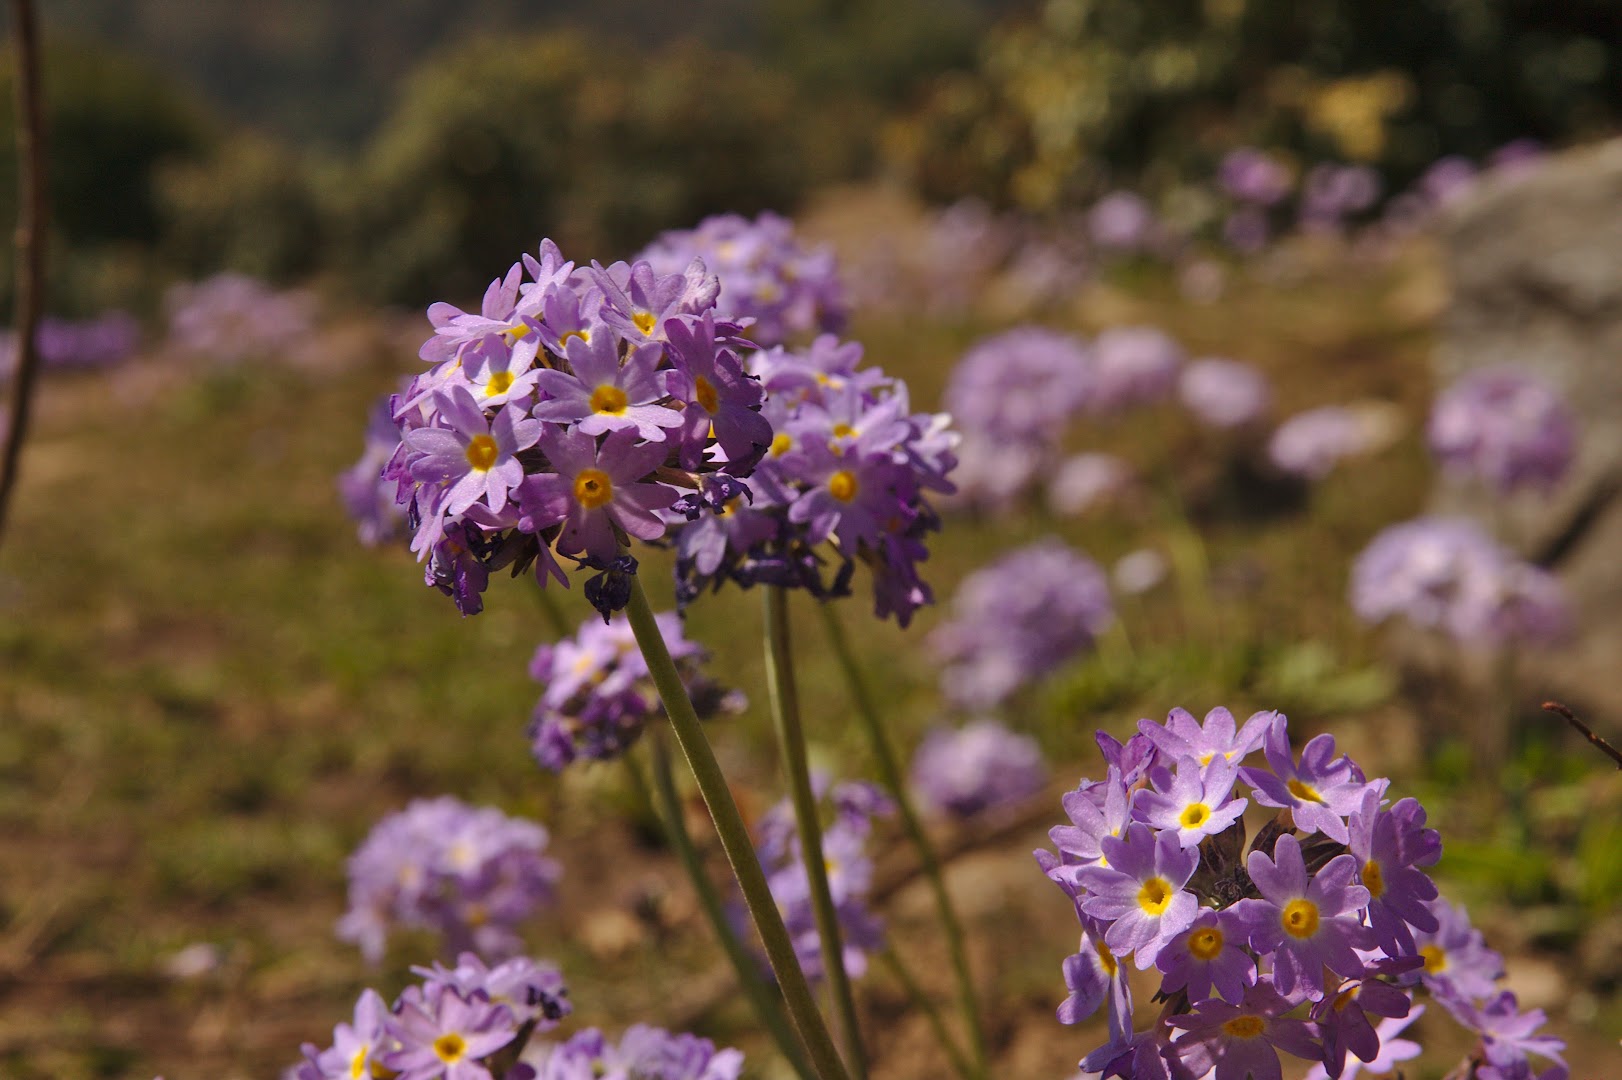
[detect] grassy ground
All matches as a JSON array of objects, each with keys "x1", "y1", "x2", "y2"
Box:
[{"x1": 0, "y1": 202, "x2": 1616, "y2": 1077}]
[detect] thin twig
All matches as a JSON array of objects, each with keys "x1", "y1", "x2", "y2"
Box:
[
  {"x1": 1542, "y1": 700, "x2": 1622, "y2": 770},
  {"x1": 0, "y1": 0, "x2": 48, "y2": 546}
]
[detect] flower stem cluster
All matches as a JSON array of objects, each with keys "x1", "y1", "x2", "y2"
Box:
[
  {"x1": 379, "y1": 241, "x2": 773, "y2": 617},
  {"x1": 526, "y1": 610, "x2": 742, "y2": 771},
  {"x1": 669, "y1": 334, "x2": 957, "y2": 626},
  {"x1": 338, "y1": 797, "x2": 560, "y2": 965},
  {"x1": 1038, "y1": 707, "x2": 1567, "y2": 1079}
]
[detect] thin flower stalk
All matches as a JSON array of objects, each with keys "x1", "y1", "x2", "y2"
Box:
[
  {"x1": 878, "y1": 948, "x2": 976, "y2": 1080},
  {"x1": 624, "y1": 576, "x2": 850, "y2": 1080},
  {"x1": 764, "y1": 585, "x2": 866, "y2": 1080},
  {"x1": 818, "y1": 600, "x2": 988, "y2": 1079},
  {"x1": 639, "y1": 731, "x2": 817, "y2": 1080}
]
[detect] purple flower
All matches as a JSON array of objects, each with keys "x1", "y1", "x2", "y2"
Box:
[
  {"x1": 910, "y1": 720, "x2": 1047, "y2": 818},
  {"x1": 1045, "y1": 452, "x2": 1133, "y2": 517},
  {"x1": 1420, "y1": 155, "x2": 1479, "y2": 207},
  {"x1": 1179, "y1": 357, "x2": 1272, "y2": 429},
  {"x1": 1219, "y1": 148, "x2": 1293, "y2": 206},
  {"x1": 413, "y1": 953, "x2": 570, "y2": 1030},
  {"x1": 535, "y1": 1024, "x2": 744, "y2": 1080},
  {"x1": 531, "y1": 333, "x2": 683, "y2": 442},
  {"x1": 406, "y1": 389, "x2": 541, "y2": 517},
  {"x1": 1137, "y1": 706, "x2": 1272, "y2": 770},
  {"x1": 1057, "y1": 920, "x2": 1132, "y2": 1031},
  {"x1": 1233, "y1": 835, "x2": 1374, "y2": 998},
  {"x1": 1348, "y1": 788, "x2": 1440, "y2": 956},
  {"x1": 340, "y1": 392, "x2": 410, "y2": 547},
  {"x1": 519, "y1": 427, "x2": 675, "y2": 563},
  {"x1": 945, "y1": 326, "x2": 1093, "y2": 448},
  {"x1": 1089, "y1": 191, "x2": 1156, "y2": 251},
  {"x1": 1155, "y1": 907, "x2": 1255, "y2": 1004},
  {"x1": 1241, "y1": 718, "x2": 1374, "y2": 843},
  {"x1": 1168, "y1": 982, "x2": 1321, "y2": 1080},
  {"x1": 1086, "y1": 326, "x2": 1184, "y2": 413},
  {"x1": 1268, "y1": 405, "x2": 1388, "y2": 479},
  {"x1": 1408, "y1": 898, "x2": 1504, "y2": 1002},
  {"x1": 164, "y1": 272, "x2": 316, "y2": 364},
  {"x1": 1041, "y1": 768, "x2": 1133, "y2": 886},
  {"x1": 1439, "y1": 990, "x2": 1568, "y2": 1079},
  {"x1": 1429, "y1": 367, "x2": 1577, "y2": 492},
  {"x1": 1302, "y1": 1007, "x2": 1425, "y2": 1080},
  {"x1": 381, "y1": 985, "x2": 516, "y2": 1080},
  {"x1": 297, "y1": 988, "x2": 390, "y2": 1080},
  {"x1": 1311, "y1": 967, "x2": 1415, "y2": 1077},
  {"x1": 1134, "y1": 755, "x2": 1247, "y2": 848},
  {"x1": 662, "y1": 312, "x2": 772, "y2": 471},
  {"x1": 929, "y1": 539, "x2": 1113, "y2": 710},
  {"x1": 1073, "y1": 823, "x2": 1199, "y2": 969}
]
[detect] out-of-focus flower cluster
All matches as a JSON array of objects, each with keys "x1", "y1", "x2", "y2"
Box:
[
  {"x1": 374, "y1": 240, "x2": 772, "y2": 618},
  {"x1": 636, "y1": 212, "x2": 845, "y2": 349},
  {"x1": 669, "y1": 332, "x2": 957, "y2": 627},
  {"x1": 164, "y1": 272, "x2": 317, "y2": 364},
  {"x1": 0, "y1": 311, "x2": 141, "y2": 376},
  {"x1": 1428, "y1": 367, "x2": 1576, "y2": 494},
  {"x1": 929, "y1": 539, "x2": 1113, "y2": 711},
  {"x1": 527, "y1": 611, "x2": 741, "y2": 772},
  {"x1": 910, "y1": 719, "x2": 1047, "y2": 819},
  {"x1": 1350, "y1": 517, "x2": 1570, "y2": 648},
  {"x1": 753, "y1": 777, "x2": 894, "y2": 983},
  {"x1": 1267, "y1": 403, "x2": 1399, "y2": 480},
  {"x1": 339, "y1": 797, "x2": 561, "y2": 965},
  {"x1": 1038, "y1": 707, "x2": 1567, "y2": 1080},
  {"x1": 295, "y1": 953, "x2": 570, "y2": 1080},
  {"x1": 528, "y1": 1024, "x2": 744, "y2": 1080}
]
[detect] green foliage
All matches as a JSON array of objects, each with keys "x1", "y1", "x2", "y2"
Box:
[{"x1": 892, "y1": 0, "x2": 1622, "y2": 209}]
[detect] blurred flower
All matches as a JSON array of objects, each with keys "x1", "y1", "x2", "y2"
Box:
[
  {"x1": 1178, "y1": 357, "x2": 1271, "y2": 429},
  {"x1": 1087, "y1": 326, "x2": 1184, "y2": 413},
  {"x1": 1268, "y1": 404, "x2": 1392, "y2": 479},
  {"x1": 1419, "y1": 156, "x2": 1479, "y2": 207},
  {"x1": 1046, "y1": 452, "x2": 1134, "y2": 517},
  {"x1": 164, "y1": 273, "x2": 316, "y2": 363},
  {"x1": 945, "y1": 326, "x2": 1092, "y2": 447},
  {"x1": 1112, "y1": 549, "x2": 1168, "y2": 595},
  {"x1": 338, "y1": 796, "x2": 560, "y2": 964},
  {"x1": 910, "y1": 720, "x2": 1047, "y2": 818},
  {"x1": 533, "y1": 1024, "x2": 743, "y2": 1080},
  {"x1": 339, "y1": 391, "x2": 411, "y2": 546},
  {"x1": 1428, "y1": 366, "x2": 1576, "y2": 492},
  {"x1": 1089, "y1": 191, "x2": 1155, "y2": 251},
  {"x1": 0, "y1": 311, "x2": 141, "y2": 376},
  {"x1": 1218, "y1": 148, "x2": 1293, "y2": 206},
  {"x1": 930, "y1": 539, "x2": 1113, "y2": 710},
  {"x1": 1299, "y1": 163, "x2": 1382, "y2": 231}
]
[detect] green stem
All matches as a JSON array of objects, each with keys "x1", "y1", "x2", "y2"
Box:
[
  {"x1": 763, "y1": 586, "x2": 866, "y2": 1080},
  {"x1": 879, "y1": 948, "x2": 976, "y2": 1080},
  {"x1": 817, "y1": 602, "x2": 989, "y2": 1079},
  {"x1": 624, "y1": 576, "x2": 849, "y2": 1080},
  {"x1": 639, "y1": 732, "x2": 817, "y2": 1080}
]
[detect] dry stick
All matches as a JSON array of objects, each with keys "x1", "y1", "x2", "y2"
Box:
[
  {"x1": 817, "y1": 601, "x2": 988, "y2": 1078},
  {"x1": 0, "y1": 0, "x2": 48, "y2": 546},
  {"x1": 624, "y1": 577, "x2": 850, "y2": 1080},
  {"x1": 763, "y1": 586, "x2": 867, "y2": 1080},
  {"x1": 1542, "y1": 701, "x2": 1622, "y2": 770}
]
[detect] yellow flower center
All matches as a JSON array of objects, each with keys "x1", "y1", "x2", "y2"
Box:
[
  {"x1": 1333, "y1": 984, "x2": 1362, "y2": 1012},
  {"x1": 1137, "y1": 877, "x2": 1173, "y2": 916},
  {"x1": 485, "y1": 370, "x2": 515, "y2": 397},
  {"x1": 464, "y1": 434, "x2": 499, "y2": 471},
  {"x1": 1362, "y1": 858, "x2": 1384, "y2": 900},
  {"x1": 1179, "y1": 803, "x2": 1211, "y2": 829},
  {"x1": 573, "y1": 468, "x2": 614, "y2": 509},
  {"x1": 349, "y1": 1045, "x2": 370, "y2": 1080},
  {"x1": 718, "y1": 497, "x2": 741, "y2": 518},
  {"x1": 828, "y1": 470, "x2": 858, "y2": 503},
  {"x1": 770, "y1": 433, "x2": 792, "y2": 457},
  {"x1": 434, "y1": 1033, "x2": 467, "y2": 1063},
  {"x1": 832, "y1": 422, "x2": 856, "y2": 438},
  {"x1": 1198, "y1": 751, "x2": 1216, "y2": 766},
  {"x1": 503, "y1": 322, "x2": 530, "y2": 345},
  {"x1": 633, "y1": 311, "x2": 658, "y2": 336},
  {"x1": 1222, "y1": 1015, "x2": 1266, "y2": 1039},
  {"x1": 694, "y1": 375, "x2": 719, "y2": 414},
  {"x1": 1188, "y1": 926, "x2": 1224, "y2": 961},
  {"x1": 1420, "y1": 944, "x2": 1447, "y2": 973},
  {"x1": 559, "y1": 328, "x2": 589, "y2": 348},
  {"x1": 1287, "y1": 778, "x2": 1325, "y2": 804},
  {"x1": 1094, "y1": 938, "x2": 1118, "y2": 977},
  {"x1": 1281, "y1": 898, "x2": 1320, "y2": 939},
  {"x1": 590, "y1": 384, "x2": 629, "y2": 415}
]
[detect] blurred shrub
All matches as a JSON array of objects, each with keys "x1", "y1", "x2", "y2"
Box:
[
  {"x1": 891, "y1": 0, "x2": 1622, "y2": 210},
  {"x1": 154, "y1": 134, "x2": 325, "y2": 283},
  {"x1": 328, "y1": 31, "x2": 844, "y2": 305}
]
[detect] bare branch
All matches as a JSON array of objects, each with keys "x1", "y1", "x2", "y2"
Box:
[{"x1": 1543, "y1": 700, "x2": 1622, "y2": 770}]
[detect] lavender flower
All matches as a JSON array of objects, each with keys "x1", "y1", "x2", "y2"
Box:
[
  {"x1": 1167, "y1": 983, "x2": 1321, "y2": 1079},
  {"x1": 1302, "y1": 1007, "x2": 1425, "y2": 1080},
  {"x1": 1088, "y1": 191, "x2": 1156, "y2": 252},
  {"x1": 929, "y1": 539, "x2": 1113, "y2": 710},
  {"x1": 1218, "y1": 148, "x2": 1293, "y2": 206},
  {"x1": 1179, "y1": 357, "x2": 1272, "y2": 429},
  {"x1": 910, "y1": 720, "x2": 1047, "y2": 818},
  {"x1": 944, "y1": 326, "x2": 1092, "y2": 449},
  {"x1": 1438, "y1": 990, "x2": 1567, "y2": 1079},
  {"x1": 1046, "y1": 452, "x2": 1133, "y2": 517},
  {"x1": 533, "y1": 1024, "x2": 744, "y2": 1080},
  {"x1": 339, "y1": 392, "x2": 411, "y2": 546},
  {"x1": 1087, "y1": 326, "x2": 1184, "y2": 413},
  {"x1": 1350, "y1": 516, "x2": 1571, "y2": 646},
  {"x1": 1408, "y1": 898, "x2": 1505, "y2": 1002},
  {"x1": 1155, "y1": 908, "x2": 1254, "y2": 1004},
  {"x1": 1072, "y1": 823, "x2": 1199, "y2": 968},
  {"x1": 382, "y1": 984, "x2": 516, "y2": 1080},
  {"x1": 164, "y1": 273, "x2": 316, "y2": 364},
  {"x1": 0, "y1": 311, "x2": 141, "y2": 375},
  {"x1": 527, "y1": 610, "x2": 740, "y2": 771},
  {"x1": 1267, "y1": 404, "x2": 1389, "y2": 479},
  {"x1": 338, "y1": 796, "x2": 560, "y2": 963},
  {"x1": 1428, "y1": 367, "x2": 1577, "y2": 492},
  {"x1": 637, "y1": 212, "x2": 846, "y2": 348}
]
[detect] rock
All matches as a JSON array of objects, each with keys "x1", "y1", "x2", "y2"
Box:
[{"x1": 1434, "y1": 137, "x2": 1622, "y2": 728}]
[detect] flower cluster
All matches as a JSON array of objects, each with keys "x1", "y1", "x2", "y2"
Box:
[
  {"x1": 1178, "y1": 358, "x2": 1272, "y2": 431},
  {"x1": 527, "y1": 610, "x2": 741, "y2": 771},
  {"x1": 377, "y1": 240, "x2": 773, "y2": 617},
  {"x1": 1428, "y1": 367, "x2": 1577, "y2": 493},
  {"x1": 1350, "y1": 516, "x2": 1570, "y2": 647},
  {"x1": 636, "y1": 212, "x2": 845, "y2": 348},
  {"x1": 0, "y1": 311, "x2": 141, "y2": 375},
  {"x1": 910, "y1": 720, "x2": 1047, "y2": 819},
  {"x1": 339, "y1": 797, "x2": 561, "y2": 964},
  {"x1": 529, "y1": 1024, "x2": 744, "y2": 1080},
  {"x1": 295, "y1": 953, "x2": 570, "y2": 1080},
  {"x1": 754, "y1": 777, "x2": 895, "y2": 982},
  {"x1": 1268, "y1": 404, "x2": 1395, "y2": 480},
  {"x1": 929, "y1": 539, "x2": 1113, "y2": 711},
  {"x1": 1039, "y1": 707, "x2": 1567, "y2": 1080},
  {"x1": 164, "y1": 272, "x2": 316, "y2": 364},
  {"x1": 668, "y1": 332, "x2": 956, "y2": 627},
  {"x1": 339, "y1": 390, "x2": 411, "y2": 546}
]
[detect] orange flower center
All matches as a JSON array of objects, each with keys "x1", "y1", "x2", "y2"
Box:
[
  {"x1": 573, "y1": 468, "x2": 614, "y2": 509},
  {"x1": 464, "y1": 434, "x2": 499, "y2": 471}
]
